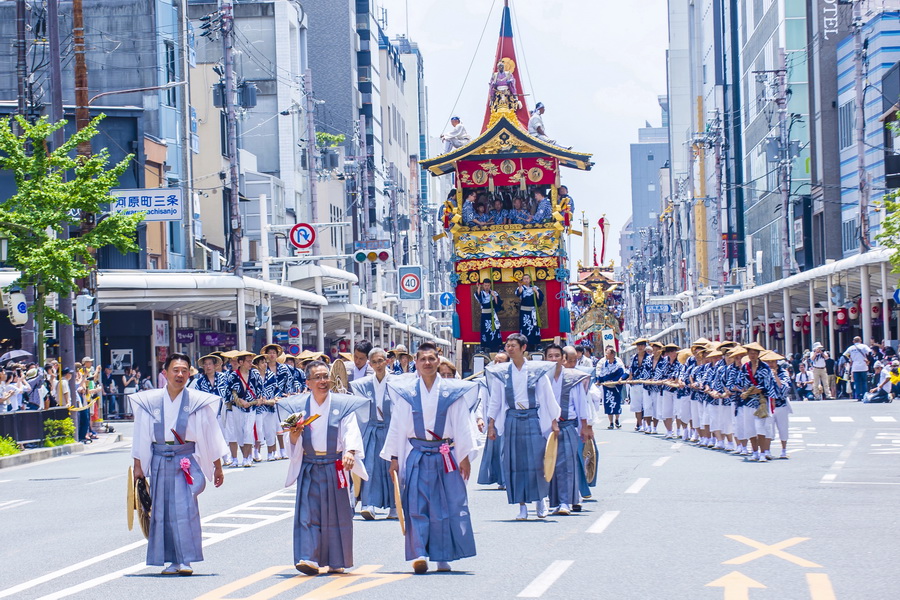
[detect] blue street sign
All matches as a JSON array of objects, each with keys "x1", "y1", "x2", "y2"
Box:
[
  {"x1": 644, "y1": 304, "x2": 672, "y2": 314},
  {"x1": 440, "y1": 292, "x2": 455, "y2": 307},
  {"x1": 893, "y1": 288, "x2": 900, "y2": 304}
]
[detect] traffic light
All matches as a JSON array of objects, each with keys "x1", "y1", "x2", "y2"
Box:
[
  {"x1": 353, "y1": 248, "x2": 392, "y2": 263},
  {"x1": 75, "y1": 293, "x2": 97, "y2": 326}
]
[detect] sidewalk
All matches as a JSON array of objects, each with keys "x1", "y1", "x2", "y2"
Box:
[{"x1": 0, "y1": 428, "x2": 124, "y2": 470}]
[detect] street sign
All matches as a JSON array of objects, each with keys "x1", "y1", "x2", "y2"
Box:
[
  {"x1": 289, "y1": 223, "x2": 316, "y2": 251},
  {"x1": 644, "y1": 304, "x2": 672, "y2": 314},
  {"x1": 110, "y1": 188, "x2": 184, "y2": 222},
  {"x1": 288, "y1": 326, "x2": 300, "y2": 338},
  {"x1": 288, "y1": 344, "x2": 301, "y2": 355},
  {"x1": 353, "y1": 239, "x2": 391, "y2": 251},
  {"x1": 398, "y1": 266, "x2": 423, "y2": 300},
  {"x1": 893, "y1": 288, "x2": 900, "y2": 304},
  {"x1": 439, "y1": 292, "x2": 455, "y2": 307}
]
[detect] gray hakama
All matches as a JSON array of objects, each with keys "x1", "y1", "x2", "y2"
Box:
[
  {"x1": 549, "y1": 370, "x2": 591, "y2": 508},
  {"x1": 144, "y1": 392, "x2": 207, "y2": 566},
  {"x1": 502, "y1": 407, "x2": 548, "y2": 504},
  {"x1": 477, "y1": 433, "x2": 505, "y2": 486},
  {"x1": 549, "y1": 419, "x2": 581, "y2": 507},
  {"x1": 350, "y1": 377, "x2": 394, "y2": 510},
  {"x1": 399, "y1": 382, "x2": 476, "y2": 562},
  {"x1": 287, "y1": 394, "x2": 366, "y2": 569}
]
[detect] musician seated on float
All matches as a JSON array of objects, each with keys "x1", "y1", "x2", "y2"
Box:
[
  {"x1": 471, "y1": 202, "x2": 493, "y2": 227},
  {"x1": 508, "y1": 195, "x2": 532, "y2": 225},
  {"x1": 489, "y1": 197, "x2": 508, "y2": 225}
]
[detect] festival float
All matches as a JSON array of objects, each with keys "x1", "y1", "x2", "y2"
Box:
[{"x1": 420, "y1": 1, "x2": 593, "y2": 366}]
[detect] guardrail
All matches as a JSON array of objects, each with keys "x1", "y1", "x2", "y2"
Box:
[{"x1": 0, "y1": 407, "x2": 73, "y2": 446}]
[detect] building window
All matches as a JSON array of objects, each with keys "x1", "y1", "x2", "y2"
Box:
[
  {"x1": 838, "y1": 101, "x2": 855, "y2": 150},
  {"x1": 842, "y1": 219, "x2": 858, "y2": 252},
  {"x1": 165, "y1": 41, "x2": 177, "y2": 107}
]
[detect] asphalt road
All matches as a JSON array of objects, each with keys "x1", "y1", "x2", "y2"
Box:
[{"x1": 1, "y1": 398, "x2": 898, "y2": 600}]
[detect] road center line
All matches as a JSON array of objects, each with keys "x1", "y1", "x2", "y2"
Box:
[
  {"x1": 517, "y1": 560, "x2": 574, "y2": 598},
  {"x1": 586, "y1": 511, "x2": 620, "y2": 534},
  {"x1": 819, "y1": 429, "x2": 865, "y2": 484},
  {"x1": 86, "y1": 474, "x2": 121, "y2": 485},
  {"x1": 652, "y1": 456, "x2": 671, "y2": 467},
  {"x1": 624, "y1": 478, "x2": 650, "y2": 494}
]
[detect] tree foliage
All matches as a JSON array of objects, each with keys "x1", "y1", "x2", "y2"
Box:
[
  {"x1": 876, "y1": 190, "x2": 900, "y2": 272},
  {"x1": 0, "y1": 115, "x2": 144, "y2": 347},
  {"x1": 315, "y1": 131, "x2": 345, "y2": 148}
]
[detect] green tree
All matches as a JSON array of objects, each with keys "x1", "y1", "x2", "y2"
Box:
[
  {"x1": 315, "y1": 131, "x2": 346, "y2": 148},
  {"x1": 0, "y1": 115, "x2": 144, "y2": 362},
  {"x1": 876, "y1": 191, "x2": 900, "y2": 272}
]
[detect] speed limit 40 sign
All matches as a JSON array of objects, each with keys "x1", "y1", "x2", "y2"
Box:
[{"x1": 398, "y1": 266, "x2": 423, "y2": 300}]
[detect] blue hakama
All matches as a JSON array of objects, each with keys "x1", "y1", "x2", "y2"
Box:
[
  {"x1": 476, "y1": 433, "x2": 505, "y2": 486},
  {"x1": 548, "y1": 419, "x2": 581, "y2": 507},
  {"x1": 361, "y1": 421, "x2": 393, "y2": 509},
  {"x1": 293, "y1": 453, "x2": 353, "y2": 569},
  {"x1": 146, "y1": 442, "x2": 205, "y2": 566},
  {"x1": 501, "y1": 408, "x2": 548, "y2": 504}
]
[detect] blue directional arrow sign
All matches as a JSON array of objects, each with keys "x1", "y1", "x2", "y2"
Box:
[
  {"x1": 893, "y1": 288, "x2": 900, "y2": 304},
  {"x1": 440, "y1": 292, "x2": 455, "y2": 307}
]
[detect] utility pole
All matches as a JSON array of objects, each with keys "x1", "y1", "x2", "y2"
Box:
[
  {"x1": 775, "y1": 48, "x2": 792, "y2": 278},
  {"x1": 304, "y1": 68, "x2": 320, "y2": 255},
  {"x1": 712, "y1": 109, "x2": 725, "y2": 295},
  {"x1": 15, "y1": 0, "x2": 27, "y2": 123},
  {"x1": 221, "y1": 0, "x2": 243, "y2": 276},
  {"x1": 47, "y1": 0, "x2": 76, "y2": 397},
  {"x1": 16, "y1": 0, "x2": 35, "y2": 359},
  {"x1": 854, "y1": 0, "x2": 870, "y2": 253},
  {"x1": 73, "y1": 0, "x2": 99, "y2": 371},
  {"x1": 358, "y1": 115, "x2": 370, "y2": 304}
]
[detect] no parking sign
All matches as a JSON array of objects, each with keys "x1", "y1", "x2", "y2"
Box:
[{"x1": 398, "y1": 266, "x2": 423, "y2": 300}]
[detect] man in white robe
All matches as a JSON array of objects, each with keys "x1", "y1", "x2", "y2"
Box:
[
  {"x1": 283, "y1": 360, "x2": 367, "y2": 575},
  {"x1": 441, "y1": 117, "x2": 470, "y2": 153},
  {"x1": 382, "y1": 342, "x2": 479, "y2": 574},
  {"x1": 131, "y1": 353, "x2": 228, "y2": 575}
]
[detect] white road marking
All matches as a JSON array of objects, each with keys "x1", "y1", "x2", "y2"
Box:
[
  {"x1": 670, "y1": 442, "x2": 683, "y2": 450},
  {"x1": 0, "y1": 488, "x2": 294, "y2": 600},
  {"x1": 586, "y1": 511, "x2": 620, "y2": 534},
  {"x1": 517, "y1": 560, "x2": 574, "y2": 598},
  {"x1": 624, "y1": 478, "x2": 650, "y2": 494},
  {"x1": 830, "y1": 416, "x2": 854, "y2": 423},
  {"x1": 86, "y1": 474, "x2": 121, "y2": 485},
  {"x1": 652, "y1": 456, "x2": 671, "y2": 467},
  {"x1": 790, "y1": 416, "x2": 812, "y2": 422},
  {"x1": 817, "y1": 429, "x2": 865, "y2": 486},
  {"x1": 0, "y1": 499, "x2": 32, "y2": 511},
  {"x1": 821, "y1": 474, "x2": 837, "y2": 482},
  {"x1": 872, "y1": 416, "x2": 897, "y2": 422}
]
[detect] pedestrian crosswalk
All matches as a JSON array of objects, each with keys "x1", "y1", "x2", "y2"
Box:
[{"x1": 784, "y1": 415, "x2": 898, "y2": 424}]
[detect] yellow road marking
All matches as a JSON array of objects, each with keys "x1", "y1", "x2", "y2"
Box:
[
  {"x1": 722, "y1": 535, "x2": 822, "y2": 568},
  {"x1": 194, "y1": 566, "x2": 295, "y2": 600},
  {"x1": 806, "y1": 573, "x2": 837, "y2": 600},
  {"x1": 295, "y1": 564, "x2": 410, "y2": 600},
  {"x1": 193, "y1": 565, "x2": 409, "y2": 600},
  {"x1": 705, "y1": 571, "x2": 766, "y2": 600}
]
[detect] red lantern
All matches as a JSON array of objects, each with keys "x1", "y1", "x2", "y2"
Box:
[
  {"x1": 753, "y1": 325, "x2": 760, "y2": 336},
  {"x1": 802, "y1": 314, "x2": 811, "y2": 333},
  {"x1": 792, "y1": 316, "x2": 803, "y2": 332},
  {"x1": 872, "y1": 304, "x2": 882, "y2": 320},
  {"x1": 774, "y1": 320, "x2": 785, "y2": 332},
  {"x1": 849, "y1": 304, "x2": 859, "y2": 320},
  {"x1": 836, "y1": 308, "x2": 848, "y2": 326},
  {"x1": 768, "y1": 323, "x2": 776, "y2": 336}
]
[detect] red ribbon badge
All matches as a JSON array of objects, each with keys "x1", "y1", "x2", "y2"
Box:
[
  {"x1": 335, "y1": 460, "x2": 348, "y2": 489},
  {"x1": 439, "y1": 443, "x2": 457, "y2": 474},
  {"x1": 179, "y1": 457, "x2": 194, "y2": 485}
]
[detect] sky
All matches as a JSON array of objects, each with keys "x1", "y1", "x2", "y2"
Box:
[{"x1": 375, "y1": 0, "x2": 670, "y2": 268}]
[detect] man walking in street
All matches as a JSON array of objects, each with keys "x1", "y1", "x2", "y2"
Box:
[
  {"x1": 130, "y1": 353, "x2": 228, "y2": 575},
  {"x1": 383, "y1": 342, "x2": 479, "y2": 574},
  {"x1": 843, "y1": 336, "x2": 872, "y2": 400},
  {"x1": 485, "y1": 333, "x2": 560, "y2": 520}
]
